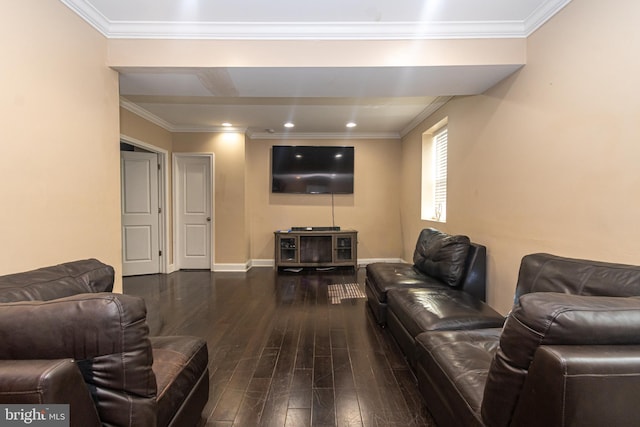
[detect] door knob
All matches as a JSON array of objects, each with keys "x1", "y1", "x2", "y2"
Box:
[{"x1": 206, "y1": 217, "x2": 211, "y2": 222}]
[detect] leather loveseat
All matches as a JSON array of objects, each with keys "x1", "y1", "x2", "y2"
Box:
[
  {"x1": 366, "y1": 228, "x2": 493, "y2": 325},
  {"x1": 0, "y1": 259, "x2": 209, "y2": 427},
  {"x1": 415, "y1": 253, "x2": 640, "y2": 427},
  {"x1": 366, "y1": 228, "x2": 505, "y2": 367}
]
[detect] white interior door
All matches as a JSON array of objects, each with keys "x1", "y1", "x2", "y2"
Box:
[
  {"x1": 176, "y1": 155, "x2": 212, "y2": 270},
  {"x1": 121, "y1": 151, "x2": 160, "y2": 276}
]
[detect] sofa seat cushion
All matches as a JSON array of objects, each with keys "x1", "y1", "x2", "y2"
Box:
[
  {"x1": 415, "y1": 328, "x2": 502, "y2": 427},
  {"x1": 151, "y1": 336, "x2": 209, "y2": 427},
  {"x1": 387, "y1": 288, "x2": 504, "y2": 337},
  {"x1": 366, "y1": 262, "x2": 446, "y2": 303}
]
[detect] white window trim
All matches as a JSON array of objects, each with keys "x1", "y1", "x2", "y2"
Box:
[{"x1": 421, "y1": 118, "x2": 448, "y2": 223}]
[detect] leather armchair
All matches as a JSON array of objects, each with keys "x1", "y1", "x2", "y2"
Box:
[
  {"x1": 0, "y1": 260, "x2": 209, "y2": 427},
  {"x1": 483, "y1": 292, "x2": 640, "y2": 427}
]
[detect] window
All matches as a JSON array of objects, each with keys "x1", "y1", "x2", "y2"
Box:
[{"x1": 421, "y1": 119, "x2": 448, "y2": 222}]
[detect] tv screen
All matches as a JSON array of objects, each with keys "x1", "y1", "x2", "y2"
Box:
[{"x1": 272, "y1": 145, "x2": 354, "y2": 194}]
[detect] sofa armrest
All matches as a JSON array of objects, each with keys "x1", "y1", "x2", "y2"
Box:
[
  {"x1": 0, "y1": 293, "x2": 157, "y2": 427},
  {"x1": 511, "y1": 345, "x2": 640, "y2": 427},
  {"x1": 482, "y1": 293, "x2": 640, "y2": 427},
  {"x1": 459, "y1": 243, "x2": 487, "y2": 301},
  {"x1": 0, "y1": 359, "x2": 101, "y2": 427}
]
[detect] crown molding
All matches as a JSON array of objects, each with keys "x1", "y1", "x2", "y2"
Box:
[
  {"x1": 246, "y1": 131, "x2": 400, "y2": 140},
  {"x1": 120, "y1": 98, "x2": 247, "y2": 133},
  {"x1": 172, "y1": 125, "x2": 248, "y2": 133},
  {"x1": 59, "y1": 0, "x2": 110, "y2": 37},
  {"x1": 103, "y1": 21, "x2": 527, "y2": 40},
  {"x1": 61, "y1": 0, "x2": 572, "y2": 40},
  {"x1": 524, "y1": 0, "x2": 572, "y2": 35},
  {"x1": 120, "y1": 99, "x2": 398, "y2": 139},
  {"x1": 120, "y1": 98, "x2": 173, "y2": 131},
  {"x1": 400, "y1": 96, "x2": 452, "y2": 137}
]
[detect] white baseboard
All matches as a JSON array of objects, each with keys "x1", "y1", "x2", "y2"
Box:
[
  {"x1": 213, "y1": 263, "x2": 250, "y2": 272},
  {"x1": 167, "y1": 258, "x2": 405, "y2": 274},
  {"x1": 357, "y1": 258, "x2": 405, "y2": 266},
  {"x1": 252, "y1": 258, "x2": 404, "y2": 269},
  {"x1": 250, "y1": 259, "x2": 275, "y2": 268}
]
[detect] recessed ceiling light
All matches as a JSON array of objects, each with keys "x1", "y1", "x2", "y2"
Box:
[
  {"x1": 284, "y1": 122, "x2": 295, "y2": 128},
  {"x1": 222, "y1": 122, "x2": 232, "y2": 127},
  {"x1": 346, "y1": 122, "x2": 357, "y2": 128}
]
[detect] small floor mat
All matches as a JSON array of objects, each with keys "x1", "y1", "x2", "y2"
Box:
[{"x1": 328, "y1": 283, "x2": 366, "y2": 304}]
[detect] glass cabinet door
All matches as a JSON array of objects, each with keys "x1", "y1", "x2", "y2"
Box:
[
  {"x1": 279, "y1": 237, "x2": 297, "y2": 262},
  {"x1": 335, "y1": 236, "x2": 353, "y2": 261}
]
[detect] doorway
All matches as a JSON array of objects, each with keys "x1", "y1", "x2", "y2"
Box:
[
  {"x1": 173, "y1": 154, "x2": 214, "y2": 270},
  {"x1": 120, "y1": 137, "x2": 169, "y2": 275}
]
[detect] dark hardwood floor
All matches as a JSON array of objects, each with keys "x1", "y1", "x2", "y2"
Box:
[{"x1": 123, "y1": 267, "x2": 436, "y2": 427}]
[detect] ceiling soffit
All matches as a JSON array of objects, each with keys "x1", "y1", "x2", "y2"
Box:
[{"x1": 59, "y1": 0, "x2": 571, "y2": 137}]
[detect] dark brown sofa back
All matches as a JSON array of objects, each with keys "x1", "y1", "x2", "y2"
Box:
[
  {"x1": 412, "y1": 228, "x2": 487, "y2": 301},
  {"x1": 0, "y1": 259, "x2": 114, "y2": 302},
  {"x1": 413, "y1": 228, "x2": 471, "y2": 287},
  {"x1": 514, "y1": 253, "x2": 640, "y2": 299}
]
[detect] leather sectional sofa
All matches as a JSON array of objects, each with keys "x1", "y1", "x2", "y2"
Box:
[
  {"x1": 366, "y1": 228, "x2": 504, "y2": 368},
  {"x1": 0, "y1": 259, "x2": 209, "y2": 427},
  {"x1": 366, "y1": 229, "x2": 640, "y2": 426}
]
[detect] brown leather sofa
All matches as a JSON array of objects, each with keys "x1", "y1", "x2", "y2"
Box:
[
  {"x1": 365, "y1": 228, "x2": 494, "y2": 326},
  {"x1": 370, "y1": 229, "x2": 505, "y2": 369},
  {"x1": 370, "y1": 246, "x2": 640, "y2": 427},
  {"x1": 367, "y1": 230, "x2": 640, "y2": 426},
  {"x1": 415, "y1": 253, "x2": 640, "y2": 426},
  {"x1": 0, "y1": 259, "x2": 209, "y2": 427}
]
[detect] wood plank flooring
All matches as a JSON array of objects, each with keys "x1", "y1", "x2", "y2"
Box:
[{"x1": 123, "y1": 267, "x2": 436, "y2": 427}]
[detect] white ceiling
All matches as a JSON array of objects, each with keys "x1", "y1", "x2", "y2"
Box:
[{"x1": 60, "y1": 0, "x2": 572, "y2": 138}]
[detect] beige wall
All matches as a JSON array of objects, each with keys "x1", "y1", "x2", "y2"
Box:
[
  {"x1": 246, "y1": 138, "x2": 403, "y2": 262},
  {"x1": 401, "y1": 0, "x2": 640, "y2": 314},
  {"x1": 120, "y1": 108, "x2": 173, "y2": 153},
  {"x1": 113, "y1": 123, "x2": 403, "y2": 268},
  {"x1": 1, "y1": 1, "x2": 122, "y2": 289},
  {"x1": 172, "y1": 132, "x2": 248, "y2": 265}
]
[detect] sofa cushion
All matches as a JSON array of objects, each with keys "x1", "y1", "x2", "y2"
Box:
[
  {"x1": 0, "y1": 259, "x2": 114, "y2": 302},
  {"x1": 387, "y1": 288, "x2": 504, "y2": 338},
  {"x1": 413, "y1": 228, "x2": 471, "y2": 287},
  {"x1": 481, "y1": 292, "x2": 640, "y2": 427},
  {"x1": 415, "y1": 328, "x2": 502, "y2": 427},
  {"x1": 151, "y1": 336, "x2": 209, "y2": 427},
  {"x1": 365, "y1": 262, "x2": 446, "y2": 303}
]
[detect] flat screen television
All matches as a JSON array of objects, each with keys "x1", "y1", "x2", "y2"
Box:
[{"x1": 271, "y1": 145, "x2": 354, "y2": 194}]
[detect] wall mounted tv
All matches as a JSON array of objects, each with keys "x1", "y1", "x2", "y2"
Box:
[{"x1": 271, "y1": 145, "x2": 354, "y2": 194}]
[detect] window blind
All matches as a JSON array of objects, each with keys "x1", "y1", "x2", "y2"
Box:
[{"x1": 434, "y1": 127, "x2": 447, "y2": 221}]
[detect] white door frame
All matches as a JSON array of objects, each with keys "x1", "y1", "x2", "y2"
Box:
[
  {"x1": 120, "y1": 135, "x2": 170, "y2": 274},
  {"x1": 173, "y1": 153, "x2": 215, "y2": 271}
]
